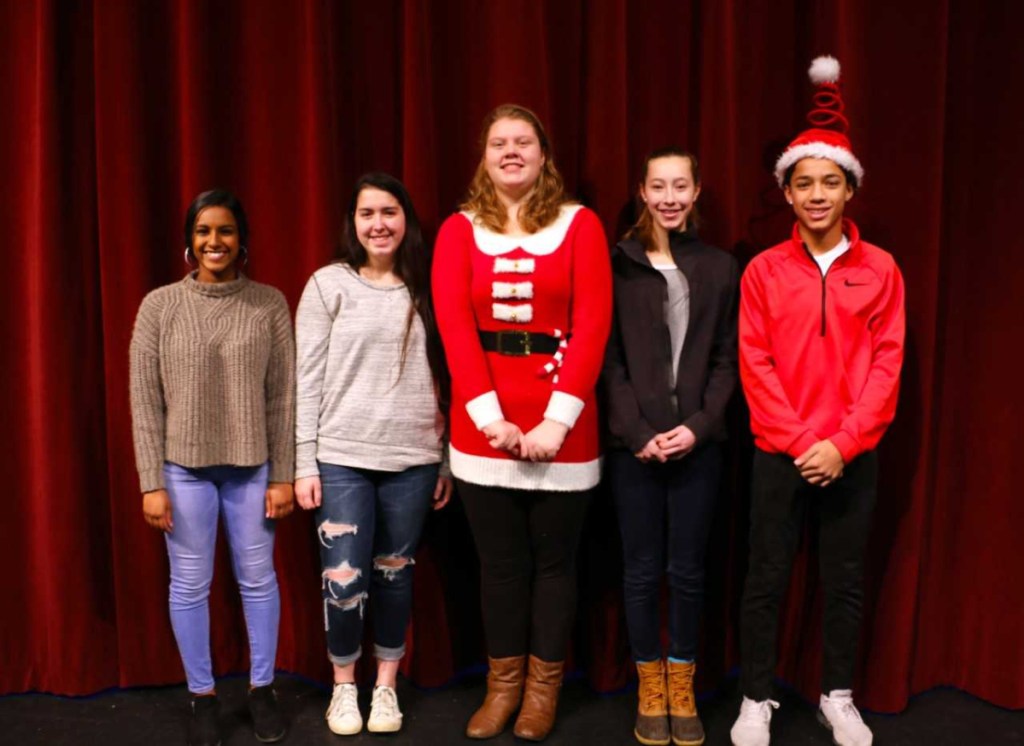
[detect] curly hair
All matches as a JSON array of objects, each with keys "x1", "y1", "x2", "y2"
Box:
[{"x1": 460, "y1": 104, "x2": 571, "y2": 234}]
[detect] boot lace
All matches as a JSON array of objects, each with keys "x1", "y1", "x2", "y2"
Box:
[
  {"x1": 637, "y1": 665, "x2": 667, "y2": 712},
  {"x1": 668, "y1": 664, "x2": 695, "y2": 712}
]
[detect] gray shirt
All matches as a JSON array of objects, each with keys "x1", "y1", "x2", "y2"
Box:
[
  {"x1": 653, "y1": 263, "x2": 690, "y2": 389},
  {"x1": 295, "y1": 263, "x2": 445, "y2": 478}
]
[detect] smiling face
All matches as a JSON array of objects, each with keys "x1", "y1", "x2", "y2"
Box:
[
  {"x1": 191, "y1": 206, "x2": 241, "y2": 282},
  {"x1": 640, "y1": 155, "x2": 701, "y2": 234},
  {"x1": 784, "y1": 157, "x2": 853, "y2": 245},
  {"x1": 483, "y1": 116, "x2": 546, "y2": 201},
  {"x1": 353, "y1": 186, "x2": 406, "y2": 266}
]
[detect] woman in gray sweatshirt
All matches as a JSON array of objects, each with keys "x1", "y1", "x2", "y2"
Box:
[{"x1": 294, "y1": 173, "x2": 451, "y2": 737}]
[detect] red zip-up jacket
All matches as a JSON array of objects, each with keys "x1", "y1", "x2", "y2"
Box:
[{"x1": 739, "y1": 219, "x2": 905, "y2": 463}]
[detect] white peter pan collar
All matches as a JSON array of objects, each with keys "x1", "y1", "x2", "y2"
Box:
[{"x1": 463, "y1": 204, "x2": 583, "y2": 256}]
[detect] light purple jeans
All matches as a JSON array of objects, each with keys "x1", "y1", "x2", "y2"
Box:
[{"x1": 163, "y1": 461, "x2": 279, "y2": 694}]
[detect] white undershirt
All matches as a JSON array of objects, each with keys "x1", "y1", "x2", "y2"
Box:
[{"x1": 811, "y1": 235, "x2": 850, "y2": 275}]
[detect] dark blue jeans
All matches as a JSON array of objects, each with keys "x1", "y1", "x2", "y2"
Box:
[
  {"x1": 316, "y1": 461, "x2": 437, "y2": 666},
  {"x1": 608, "y1": 443, "x2": 723, "y2": 662}
]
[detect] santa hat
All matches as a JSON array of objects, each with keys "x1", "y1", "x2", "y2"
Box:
[{"x1": 774, "y1": 56, "x2": 864, "y2": 187}]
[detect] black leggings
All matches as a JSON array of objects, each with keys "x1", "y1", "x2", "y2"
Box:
[{"x1": 456, "y1": 479, "x2": 592, "y2": 662}]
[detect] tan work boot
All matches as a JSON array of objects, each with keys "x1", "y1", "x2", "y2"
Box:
[
  {"x1": 667, "y1": 659, "x2": 704, "y2": 745},
  {"x1": 512, "y1": 655, "x2": 564, "y2": 741},
  {"x1": 465, "y1": 655, "x2": 526, "y2": 739},
  {"x1": 634, "y1": 659, "x2": 670, "y2": 745}
]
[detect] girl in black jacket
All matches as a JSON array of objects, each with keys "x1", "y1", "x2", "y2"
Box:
[{"x1": 602, "y1": 147, "x2": 738, "y2": 746}]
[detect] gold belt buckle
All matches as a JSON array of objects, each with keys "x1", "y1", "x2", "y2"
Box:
[{"x1": 496, "y1": 330, "x2": 531, "y2": 356}]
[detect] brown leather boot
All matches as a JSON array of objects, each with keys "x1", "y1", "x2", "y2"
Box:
[
  {"x1": 511, "y1": 655, "x2": 564, "y2": 741},
  {"x1": 465, "y1": 655, "x2": 526, "y2": 739},
  {"x1": 667, "y1": 660, "x2": 704, "y2": 745},
  {"x1": 634, "y1": 659, "x2": 670, "y2": 745}
]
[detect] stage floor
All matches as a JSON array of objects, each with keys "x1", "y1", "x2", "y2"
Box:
[{"x1": 2, "y1": 673, "x2": 1021, "y2": 745}]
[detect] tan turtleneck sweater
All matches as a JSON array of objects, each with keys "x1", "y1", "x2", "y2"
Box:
[{"x1": 129, "y1": 273, "x2": 295, "y2": 493}]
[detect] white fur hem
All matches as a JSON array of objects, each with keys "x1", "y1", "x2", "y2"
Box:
[
  {"x1": 465, "y1": 391, "x2": 504, "y2": 430},
  {"x1": 774, "y1": 142, "x2": 864, "y2": 186},
  {"x1": 543, "y1": 391, "x2": 585, "y2": 428},
  {"x1": 449, "y1": 445, "x2": 601, "y2": 491}
]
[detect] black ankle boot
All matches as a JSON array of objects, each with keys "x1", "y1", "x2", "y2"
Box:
[
  {"x1": 248, "y1": 685, "x2": 287, "y2": 743},
  {"x1": 188, "y1": 694, "x2": 221, "y2": 746}
]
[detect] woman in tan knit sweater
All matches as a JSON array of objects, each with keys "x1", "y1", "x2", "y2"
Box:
[{"x1": 129, "y1": 189, "x2": 295, "y2": 746}]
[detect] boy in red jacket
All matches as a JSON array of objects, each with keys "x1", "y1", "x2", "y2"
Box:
[{"x1": 730, "y1": 57, "x2": 905, "y2": 746}]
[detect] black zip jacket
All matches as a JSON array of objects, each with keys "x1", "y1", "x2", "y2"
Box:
[{"x1": 602, "y1": 229, "x2": 739, "y2": 452}]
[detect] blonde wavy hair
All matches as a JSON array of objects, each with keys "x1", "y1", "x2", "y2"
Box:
[{"x1": 461, "y1": 104, "x2": 570, "y2": 234}]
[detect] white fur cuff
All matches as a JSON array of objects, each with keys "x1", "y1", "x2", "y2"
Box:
[
  {"x1": 544, "y1": 391, "x2": 585, "y2": 428},
  {"x1": 466, "y1": 391, "x2": 504, "y2": 430}
]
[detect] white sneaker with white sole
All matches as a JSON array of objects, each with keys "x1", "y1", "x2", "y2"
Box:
[
  {"x1": 730, "y1": 696, "x2": 779, "y2": 746},
  {"x1": 326, "y1": 682, "x2": 362, "y2": 736},
  {"x1": 817, "y1": 689, "x2": 873, "y2": 746},
  {"x1": 367, "y1": 685, "x2": 403, "y2": 733}
]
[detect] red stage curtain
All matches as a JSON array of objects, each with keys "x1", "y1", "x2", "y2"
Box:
[{"x1": 2, "y1": 0, "x2": 1021, "y2": 712}]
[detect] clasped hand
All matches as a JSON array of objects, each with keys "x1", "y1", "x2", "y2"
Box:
[
  {"x1": 635, "y1": 424, "x2": 696, "y2": 463},
  {"x1": 794, "y1": 439, "x2": 844, "y2": 486},
  {"x1": 482, "y1": 418, "x2": 569, "y2": 462}
]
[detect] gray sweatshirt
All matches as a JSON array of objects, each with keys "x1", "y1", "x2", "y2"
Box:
[{"x1": 295, "y1": 263, "x2": 445, "y2": 478}]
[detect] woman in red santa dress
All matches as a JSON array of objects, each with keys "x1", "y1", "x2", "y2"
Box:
[{"x1": 432, "y1": 103, "x2": 612, "y2": 742}]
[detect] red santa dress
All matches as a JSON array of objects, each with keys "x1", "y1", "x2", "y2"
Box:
[{"x1": 432, "y1": 204, "x2": 612, "y2": 491}]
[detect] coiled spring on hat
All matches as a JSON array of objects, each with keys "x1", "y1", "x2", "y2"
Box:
[{"x1": 807, "y1": 83, "x2": 850, "y2": 133}]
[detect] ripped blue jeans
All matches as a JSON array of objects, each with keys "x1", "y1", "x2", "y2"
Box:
[{"x1": 316, "y1": 461, "x2": 437, "y2": 667}]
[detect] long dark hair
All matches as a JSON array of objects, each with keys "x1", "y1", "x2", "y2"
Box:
[
  {"x1": 624, "y1": 147, "x2": 701, "y2": 250},
  {"x1": 337, "y1": 172, "x2": 449, "y2": 408}
]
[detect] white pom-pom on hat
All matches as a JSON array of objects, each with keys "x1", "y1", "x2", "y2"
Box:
[{"x1": 808, "y1": 55, "x2": 841, "y2": 84}]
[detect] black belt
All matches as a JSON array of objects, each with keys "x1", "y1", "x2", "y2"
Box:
[{"x1": 479, "y1": 330, "x2": 564, "y2": 356}]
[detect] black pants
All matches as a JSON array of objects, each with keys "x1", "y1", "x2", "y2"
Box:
[
  {"x1": 607, "y1": 444, "x2": 722, "y2": 662},
  {"x1": 740, "y1": 448, "x2": 878, "y2": 699},
  {"x1": 456, "y1": 479, "x2": 591, "y2": 662}
]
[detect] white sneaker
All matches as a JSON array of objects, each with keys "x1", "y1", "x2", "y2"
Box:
[
  {"x1": 730, "y1": 696, "x2": 779, "y2": 746},
  {"x1": 367, "y1": 685, "x2": 403, "y2": 733},
  {"x1": 818, "y1": 690, "x2": 873, "y2": 746},
  {"x1": 326, "y1": 682, "x2": 362, "y2": 735}
]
